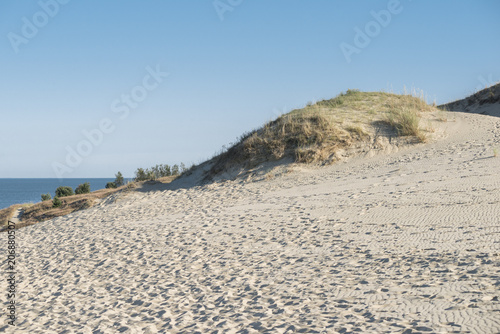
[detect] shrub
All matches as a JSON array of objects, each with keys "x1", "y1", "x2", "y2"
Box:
[
  {"x1": 151, "y1": 164, "x2": 170, "y2": 178},
  {"x1": 172, "y1": 164, "x2": 180, "y2": 176},
  {"x1": 134, "y1": 168, "x2": 149, "y2": 181},
  {"x1": 134, "y1": 163, "x2": 187, "y2": 181},
  {"x1": 55, "y1": 186, "x2": 74, "y2": 198},
  {"x1": 180, "y1": 162, "x2": 187, "y2": 174},
  {"x1": 41, "y1": 193, "x2": 52, "y2": 201},
  {"x1": 151, "y1": 164, "x2": 174, "y2": 178},
  {"x1": 52, "y1": 197, "x2": 62, "y2": 208},
  {"x1": 75, "y1": 182, "x2": 90, "y2": 195},
  {"x1": 114, "y1": 172, "x2": 124, "y2": 187},
  {"x1": 106, "y1": 182, "x2": 117, "y2": 189}
]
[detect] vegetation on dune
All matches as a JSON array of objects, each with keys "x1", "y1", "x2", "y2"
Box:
[
  {"x1": 383, "y1": 108, "x2": 421, "y2": 137},
  {"x1": 244, "y1": 112, "x2": 350, "y2": 164},
  {"x1": 134, "y1": 163, "x2": 187, "y2": 181},
  {"x1": 114, "y1": 172, "x2": 124, "y2": 187},
  {"x1": 41, "y1": 193, "x2": 52, "y2": 201},
  {"x1": 24, "y1": 192, "x2": 106, "y2": 224},
  {"x1": 105, "y1": 182, "x2": 117, "y2": 189},
  {"x1": 210, "y1": 89, "x2": 437, "y2": 175},
  {"x1": 106, "y1": 171, "x2": 125, "y2": 189},
  {"x1": 55, "y1": 186, "x2": 74, "y2": 198},
  {"x1": 52, "y1": 197, "x2": 62, "y2": 208},
  {"x1": 382, "y1": 89, "x2": 434, "y2": 142},
  {"x1": 10, "y1": 187, "x2": 127, "y2": 229},
  {"x1": 75, "y1": 182, "x2": 91, "y2": 195},
  {"x1": 439, "y1": 82, "x2": 500, "y2": 112}
]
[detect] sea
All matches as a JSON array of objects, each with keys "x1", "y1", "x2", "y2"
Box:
[{"x1": 0, "y1": 178, "x2": 116, "y2": 210}]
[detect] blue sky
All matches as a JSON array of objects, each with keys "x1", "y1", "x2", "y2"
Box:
[{"x1": 1, "y1": 1, "x2": 499, "y2": 178}]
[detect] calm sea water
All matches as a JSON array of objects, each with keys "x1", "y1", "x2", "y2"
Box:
[{"x1": 0, "y1": 178, "x2": 116, "y2": 210}]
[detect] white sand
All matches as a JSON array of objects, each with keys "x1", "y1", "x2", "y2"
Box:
[{"x1": 1, "y1": 110, "x2": 500, "y2": 333}]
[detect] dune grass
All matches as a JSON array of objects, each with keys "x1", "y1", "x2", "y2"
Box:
[
  {"x1": 244, "y1": 112, "x2": 352, "y2": 164},
  {"x1": 383, "y1": 108, "x2": 423, "y2": 139},
  {"x1": 381, "y1": 89, "x2": 435, "y2": 142},
  {"x1": 210, "y1": 89, "x2": 437, "y2": 175}
]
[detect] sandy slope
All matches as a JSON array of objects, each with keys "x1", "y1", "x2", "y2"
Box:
[
  {"x1": 440, "y1": 83, "x2": 500, "y2": 118},
  {"x1": 1, "y1": 110, "x2": 500, "y2": 333}
]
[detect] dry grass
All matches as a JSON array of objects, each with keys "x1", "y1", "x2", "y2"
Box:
[
  {"x1": 383, "y1": 108, "x2": 422, "y2": 138},
  {"x1": 245, "y1": 113, "x2": 351, "y2": 163},
  {"x1": 345, "y1": 125, "x2": 369, "y2": 138},
  {"x1": 209, "y1": 89, "x2": 439, "y2": 175},
  {"x1": 494, "y1": 147, "x2": 499, "y2": 158},
  {"x1": 381, "y1": 90, "x2": 435, "y2": 143},
  {"x1": 210, "y1": 112, "x2": 351, "y2": 174},
  {"x1": 155, "y1": 176, "x2": 178, "y2": 183}
]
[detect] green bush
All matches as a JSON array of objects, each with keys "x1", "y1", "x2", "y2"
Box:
[
  {"x1": 75, "y1": 182, "x2": 90, "y2": 195},
  {"x1": 52, "y1": 197, "x2": 62, "y2": 208},
  {"x1": 180, "y1": 162, "x2": 187, "y2": 174},
  {"x1": 134, "y1": 168, "x2": 149, "y2": 181},
  {"x1": 41, "y1": 193, "x2": 52, "y2": 201},
  {"x1": 55, "y1": 186, "x2": 74, "y2": 198},
  {"x1": 105, "y1": 182, "x2": 117, "y2": 189},
  {"x1": 114, "y1": 172, "x2": 124, "y2": 187},
  {"x1": 172, "y1": 164, "x2": 179, "y2": 176},
  {"x1": 134, "y1": 163, "x2": 187, "y2": 181}
]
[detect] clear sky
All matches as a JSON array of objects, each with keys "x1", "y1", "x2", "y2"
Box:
[{"x1": 1, "y1": 1, "x2": 499, "y2": 178}]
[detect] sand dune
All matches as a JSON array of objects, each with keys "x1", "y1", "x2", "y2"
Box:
[
  {"x1": 440, "y1": 83, "x2": 500, "y2": 118},
  {"x1": 1, "y1": 109, "x2": 500, "y2": 333}
]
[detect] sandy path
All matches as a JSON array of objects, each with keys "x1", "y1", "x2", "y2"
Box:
[
  {"x1": 9, "y1": 209, "x2": 23, "y2": 224},
  {"x1": 1, "y1": 111, "x2": 499, "y2": 333}
]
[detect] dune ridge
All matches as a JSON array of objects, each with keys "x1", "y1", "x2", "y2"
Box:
[{"x1": 440, "y1": 83, "x2": 500, "y2": 117}]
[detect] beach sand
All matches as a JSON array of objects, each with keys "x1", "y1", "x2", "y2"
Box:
[{"x1": 1, "y1": 110, "x2": 499, "y2": 333}]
